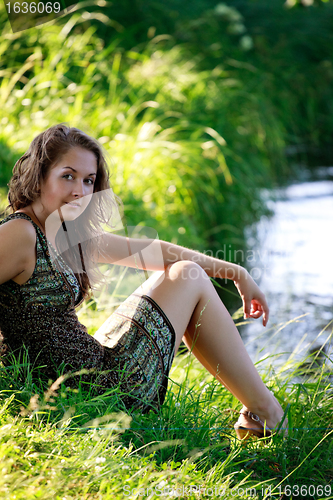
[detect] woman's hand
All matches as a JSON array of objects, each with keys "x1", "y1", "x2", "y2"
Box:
[{"x1": 233, "y1": 268, "x2": 269, "y2": 326}]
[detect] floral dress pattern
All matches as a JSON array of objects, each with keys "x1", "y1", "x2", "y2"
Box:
[{"x1": 0, "y1": 213, "x2": 176, "y2": 412}]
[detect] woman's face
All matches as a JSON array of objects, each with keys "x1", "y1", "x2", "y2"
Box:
[{"x1": 39, "y1": 147, "x2": 97, "y2": 220}]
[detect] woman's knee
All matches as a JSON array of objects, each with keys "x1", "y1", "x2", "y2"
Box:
[
  {"x1": 166, "y1": 260, "x2": 210, "y2": 283},
  {"x1": 135, "y1": 261, "x2": 210, "y2": 296}
]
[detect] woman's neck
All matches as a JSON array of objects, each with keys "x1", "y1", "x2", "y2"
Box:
[{"x1": 16, "y1": 204, "x2": 62, "y2": 248}]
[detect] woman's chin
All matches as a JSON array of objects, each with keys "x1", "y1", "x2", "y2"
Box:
[{"x1": 59, "y1": 204, "x2": 86, "y2": 220}]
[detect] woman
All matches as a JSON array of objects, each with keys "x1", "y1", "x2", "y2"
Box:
[{"x1": 0, "y1": 123, "x2": 286, "y2": 439}]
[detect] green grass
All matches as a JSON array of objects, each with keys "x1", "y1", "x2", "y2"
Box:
[
  {"x1": 1, "y1": 2, "x2": 333, "y2": 495},
  {"x1": 2, "y1": 0, "x2": 333, "y2": 260},
  {"x1": 1, "y1": 344, "x2": 332, "y2": 499},
  {"x1": 0, "y1": 192, "x2": 332, "y2": 498},
  {"x1": 1, "y1": 278, "x2": 332, "y2": 499},
  {"x1": 0, "y1": 0, "x2": 294, "y2": 258}
]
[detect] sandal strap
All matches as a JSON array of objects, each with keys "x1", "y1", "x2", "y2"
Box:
[{"x1": 239, "y1": 409, "x2": 271, "y2": 430}]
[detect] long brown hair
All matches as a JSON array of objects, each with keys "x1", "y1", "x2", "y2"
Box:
[{"x1": 4, "y1": 123, "x2": 124, "y2": 299}]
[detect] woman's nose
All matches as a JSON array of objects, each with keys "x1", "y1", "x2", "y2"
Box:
[{"x1": 71, "y1": 180, "x2": 85, "y2": 197}]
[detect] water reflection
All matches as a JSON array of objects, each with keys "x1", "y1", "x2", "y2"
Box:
[{"x1": 242, "y1": 169, "x2": 333, "y2": 372}]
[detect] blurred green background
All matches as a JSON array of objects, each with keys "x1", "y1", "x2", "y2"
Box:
[{"x1": 1, "y1": 0, "x2": 332, "y2": 290}]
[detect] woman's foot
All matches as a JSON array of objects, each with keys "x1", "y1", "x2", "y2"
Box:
[
  {"x1": 234, "y1": 393, "x2": 287, "y2": 440},
  {"x1": 234, "y1": 409, "x2": 273, "y2": 439}
]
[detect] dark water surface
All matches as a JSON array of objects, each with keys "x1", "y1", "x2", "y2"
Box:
[{"x1": 241, "y1": 167, "x2": 333, "y2": 372}]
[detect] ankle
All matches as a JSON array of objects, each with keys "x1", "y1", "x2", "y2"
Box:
[{"x1": 243, "y1": 393, "x2": 284, "y2": 429}]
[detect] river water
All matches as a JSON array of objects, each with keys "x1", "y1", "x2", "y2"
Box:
[{"x1": 240, "y1": 167, "x2": 333, "y2": 373}]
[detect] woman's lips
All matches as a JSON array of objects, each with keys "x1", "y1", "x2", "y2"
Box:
[{"x1": 65, "y1": 202, "x2": 81, "y2": 207}]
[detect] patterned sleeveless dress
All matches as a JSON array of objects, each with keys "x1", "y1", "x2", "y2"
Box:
[{"x1": 0, "y1": 213, "x2": 176, "y2": 412}]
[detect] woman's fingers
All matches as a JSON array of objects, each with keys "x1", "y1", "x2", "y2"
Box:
[
  {"x1": 244, "y1": 298, "x2": 269, "y2": 326},
  {"x1": 255, "y1": 301, "x2": 269, "y2": 326},
  {"x1": 260, "y1": 295, "x2": 269, "y2": 326},
  {"x1": 250, "y1": 310, "x2": 262, "y2": 318}
]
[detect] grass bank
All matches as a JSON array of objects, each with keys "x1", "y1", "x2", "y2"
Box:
[
  {"x1": 1, "y1": 332, "x2": 332, "y2": 499},
  {"x1": 2, "y1": 1, "x2": 333, "y2": 265},
  {"x1": 0, "y1": 0, "x2": 294, "y2": 259},
  {"x1": 1, "y1": 276, "x2": 332, "y2": 499}
]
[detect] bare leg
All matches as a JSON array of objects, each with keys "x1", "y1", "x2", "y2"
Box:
[
  {"x1": 182, "y1": 327, "x2": 234, "y2": 393},
  {"x1": 139, "y1": 260, "x2": 284, "y2": 429}
]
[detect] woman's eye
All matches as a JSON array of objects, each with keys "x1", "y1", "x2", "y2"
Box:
[{"x1": 62, "y1": 174, "x2": 94, "y2": 185}]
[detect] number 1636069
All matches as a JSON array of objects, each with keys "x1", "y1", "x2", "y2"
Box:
[
  {"x1": 271, "y1": 484, "x2": 332, "y2": 497},
  {"x1": 6, "y1": 2, "x2": 61, "y2": 15}
]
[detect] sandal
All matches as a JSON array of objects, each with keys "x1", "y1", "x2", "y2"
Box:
[{"x1": 234, "y1": 409, "x2": 272, "y2": 440}]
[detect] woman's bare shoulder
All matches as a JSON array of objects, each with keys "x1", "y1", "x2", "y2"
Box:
[
  {"x1": 0, "y1": 218, "x2": 36, "y2": 285},
  {"x1": 0, "y1": 216, "x2": 37, "y2": 238}
]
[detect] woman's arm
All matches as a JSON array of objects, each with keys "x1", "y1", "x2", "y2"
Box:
[
  {"x1": 162, "y1": 239, "x2": 269, "y2": 325},
  {"x1": 0, "y1": 220, "x2": 36, "y2": 285},
  {"x1": 95, "y1": 232, "x2": 241, "y2": 277},
  {"x1": 96, "y1": 234, "x2": 269, "y2": 325},
  {"x1": 161, "y1": 240, "x2": 242, "y2": 279}
]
